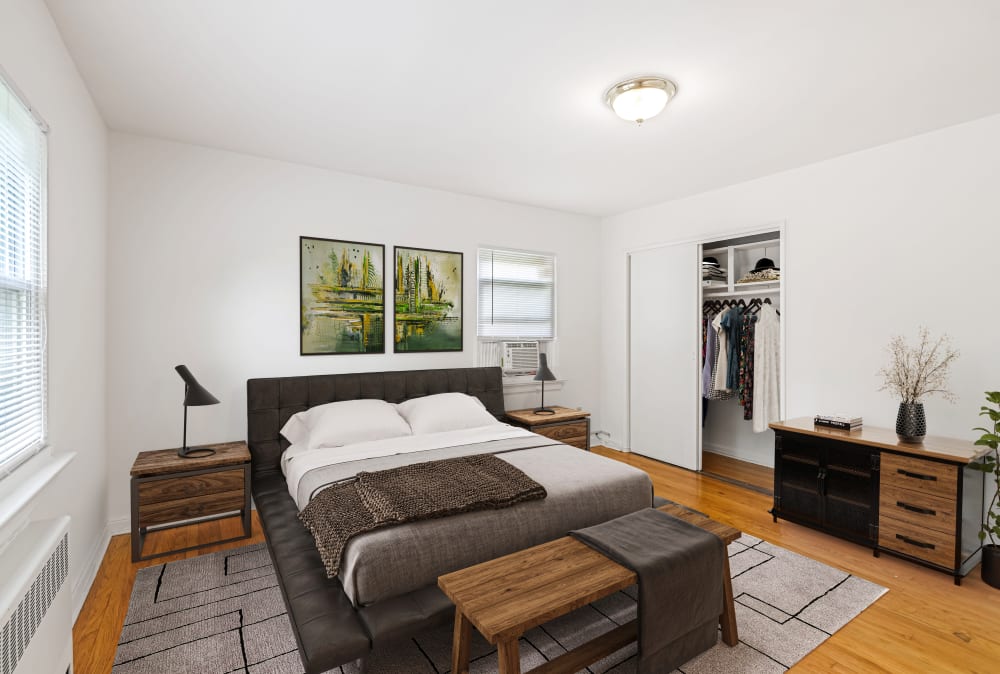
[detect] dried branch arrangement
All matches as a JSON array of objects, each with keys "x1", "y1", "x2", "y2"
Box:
[{"x1": 877, "y1": 327, "x2": 958, "y2": 404}]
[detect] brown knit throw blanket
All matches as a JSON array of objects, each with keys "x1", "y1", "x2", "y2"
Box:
[{"x1": 298, "y1": 453, "x2": 547, "y2": 578}]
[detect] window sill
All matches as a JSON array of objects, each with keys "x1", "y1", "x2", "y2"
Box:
[
  {"x1": 0, "y1": 449, "x2": 75, "y2": 536},
  {"x1": 501, "y1": 377, "x2": 565, "y2": 393}
]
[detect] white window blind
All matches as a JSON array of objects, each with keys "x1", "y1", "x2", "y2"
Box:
[
  {"x1": 0, "y1": 74, "x2": 47, "y2": 479},
  {"x1": 477, "y1": 248, "x2": 555, "y2": 339}
]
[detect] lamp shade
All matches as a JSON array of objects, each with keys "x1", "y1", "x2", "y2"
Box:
[
  {"x1": 175, "y1": 365, "x2": 220, "y2": 406},
  {"x1": 534, "y1": 353, "x2": 556, "y2": 382}
]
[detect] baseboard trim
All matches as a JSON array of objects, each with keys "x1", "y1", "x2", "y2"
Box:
[
  {"x1": 108, "y1": 516, "x2": 131, "y2": 537},
  {"x1": 702, "y1": 442, "x2": 773, "y2": 468},
  {"x1": 72, "y1": 521, "x2": 112, "y2": 622}
]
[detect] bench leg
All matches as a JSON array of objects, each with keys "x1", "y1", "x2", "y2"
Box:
[
  {"x1": 451, "y1": 608, "x2": 472, "y2": 674},
  {"x1": 720, "y1": 554, "x2": 738, "y2": 646},
  {"x1": 497, "y1": 636, "x2": 521, "y2": 674}
]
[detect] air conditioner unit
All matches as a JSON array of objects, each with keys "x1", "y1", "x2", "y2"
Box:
[{"x1": 502, "y1": 341, "x2": 539, "y2": 375}]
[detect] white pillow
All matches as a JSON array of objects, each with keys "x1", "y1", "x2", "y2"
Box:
[
  {"x1": 395, "y1": 392, "x2": 501, "y2": 435},
  {"x1": 280, "y1": 399, "x2": 412, "y2": 449}
]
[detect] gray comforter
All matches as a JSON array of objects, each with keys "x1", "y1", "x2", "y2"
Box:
[{"x1": 292, "y1": 436, "x2": 654, "y2": 606}]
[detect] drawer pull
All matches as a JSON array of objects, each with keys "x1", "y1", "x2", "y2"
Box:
[
  {"x1": 896, "y1": 501, "x2": 936, "y2": 516},
  {"x1": 897, "y1": 468, "x2": 937, "y2": 481},
  {"x1": 895, "y1": 533, "x2": 935, "y2": 550}
]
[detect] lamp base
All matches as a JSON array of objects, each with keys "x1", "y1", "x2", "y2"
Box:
[
  {"x1": 533, "y1": 407, "x2": 557, "y2": 415},
  {"x1": 177, "y1": 446, "x2": 217, "y2": 459}
]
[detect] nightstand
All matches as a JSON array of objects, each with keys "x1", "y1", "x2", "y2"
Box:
[
  {"x1": 129, "y1": 440, "x2": 252, "y2": 562},
  {"x1": 505, "y1": 407, "x2": 591, "y2": 451}
]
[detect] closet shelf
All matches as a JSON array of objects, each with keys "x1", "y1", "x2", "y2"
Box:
[{"x1": 703, "y1": 283, "x2": 780, "y2": 298}]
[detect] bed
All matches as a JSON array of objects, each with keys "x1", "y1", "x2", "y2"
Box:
[{"x1": 247, "y1": 366, "x2": 653, "y2": 673}]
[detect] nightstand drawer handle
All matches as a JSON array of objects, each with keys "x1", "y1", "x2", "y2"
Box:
[
  {"x1": 896, "y1": 501, "x2": 936, "y2": 516},
  {"x1": 897, "y1": 468, "x2": 936, "y2": 481},
  {"x1": 895, "y1": 533, "x2": 935, "y2": 549}
]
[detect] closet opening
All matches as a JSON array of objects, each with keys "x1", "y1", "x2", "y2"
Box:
[{"x1": 626, "y1": 225, "x2": 784, "y2": 480}]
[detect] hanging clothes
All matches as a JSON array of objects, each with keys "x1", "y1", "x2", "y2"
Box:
[
  {"x1": 708, "y1": 309, "x2": 733, "y2": 400},
  {"x1": 737, "y1": 312, "x2": 757, "y2": 420},
  {"x1": 711, "y1": 309, "x2": 731, "y2": 394},
  {"x1": 702, "y1": 312, "x2": 717, "y2": 397},
  {"x1": 721, "y1": 305, "x2": 743, "y2": 390},
  {"x1": 752, "y1": 303, "x2": 780, "y2": 433}
]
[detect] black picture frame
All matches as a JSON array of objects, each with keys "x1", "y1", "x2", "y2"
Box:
[
  {"x1": 299, "y1": 236, "x2": 386, "y2": 355},
  {"x1": 392, "y1": 246, "x2": 463, "y2": 353}
]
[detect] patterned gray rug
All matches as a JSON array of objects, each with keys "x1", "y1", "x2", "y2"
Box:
[{"x1": 113, "y1": 535, "x2": 886, "y2": 673}]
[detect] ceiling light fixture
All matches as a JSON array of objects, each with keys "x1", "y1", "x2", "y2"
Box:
[{"x1": 604, "y1": 76, "x2": 677, "y2": 125}]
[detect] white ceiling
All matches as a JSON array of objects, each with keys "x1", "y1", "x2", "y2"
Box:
[{"x1": 44, "y1": 0, "x2": 1000, "y2": 216}]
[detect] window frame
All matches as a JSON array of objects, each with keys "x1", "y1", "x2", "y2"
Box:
[
  {"x1": 0, "y1": 68, "x2": 50, "y2": 482},
  {"x1": 476, "y1": 245, "x2": 557, "y2": 342}
]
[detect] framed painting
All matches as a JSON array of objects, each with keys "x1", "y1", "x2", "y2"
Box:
[
  {"x1": 300, "y1": 236, "x2": 385, "y2": 355},
  {"x1": 393, "y1": 246, "x2": 463, "y2": 352}
]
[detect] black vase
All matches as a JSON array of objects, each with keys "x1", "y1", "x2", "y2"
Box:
[
  {"x1": 983, "y1": 544, "x2": 1000, "y2": 589},
  {"x1": 895, "y1": 402, "x2": 926, "y2": 443}
]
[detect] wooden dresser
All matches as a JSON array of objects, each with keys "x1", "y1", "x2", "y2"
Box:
[
  {"x1": 129, "y1": 441, "x2": 252, "y2": 561},
  {"x1": 505, "y1": 407, "x2": 591, "y2": 450},
  {"x1": 769, "y1": 418, "x2": 987, "y2": 584}
]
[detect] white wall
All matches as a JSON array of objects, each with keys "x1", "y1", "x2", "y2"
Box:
[
  {"x1": 601, "y1": 114, "x2": 1000, "y2": 465},
  {"x1": 106, "y1": 133, "x2": 601, "y2": 523},
  {"x1": 0, "y1": 0, "x2": 109, "y2": 614}
]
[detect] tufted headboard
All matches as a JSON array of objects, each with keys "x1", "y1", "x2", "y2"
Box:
[{"x1": 246, "y1": 366, "x2": 505, "y2": 477}]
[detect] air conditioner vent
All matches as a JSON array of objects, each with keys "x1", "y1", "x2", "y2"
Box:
[{"x1": 502, "y1": 341, "x2": 539, "y2": 375}]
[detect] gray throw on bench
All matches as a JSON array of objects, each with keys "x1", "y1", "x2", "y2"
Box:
[
  {"x1": 570, "y1": 508, "x2": 724, "y2": 674},
  {"x1": 299, "y1": 453, "x2": 547, "y2": 577}
]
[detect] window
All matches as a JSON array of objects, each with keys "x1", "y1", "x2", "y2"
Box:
[
  {"x1": 0, "y1": 74, "x2": 48, "y2": 479},
  {"x1": 477, "y1": 247, "x2": 555, "y2": 339}
]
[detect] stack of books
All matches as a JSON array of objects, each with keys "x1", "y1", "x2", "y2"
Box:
[{"x1": 814, "y1": 414, "x2": 862, "y2": 431}]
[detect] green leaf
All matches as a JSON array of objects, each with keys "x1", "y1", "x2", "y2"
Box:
[
  {"x1": 987, "y1": 391, "x2": 1000, "y2": 404},
  {"x1": 981, "y1": 531, "x2": 988, "y2": 542}
]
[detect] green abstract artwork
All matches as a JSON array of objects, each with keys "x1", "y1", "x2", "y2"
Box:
[
  {"x1": 393, "y1": 246, "x2": 463, "y2": 352},
  {"x1": 300, "y1": 237, "x2": 385, "y2": 355}
]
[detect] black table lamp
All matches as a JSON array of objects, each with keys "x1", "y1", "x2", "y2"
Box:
[
  {"x1": 533, "y1": 353, "x2": 557, "y2": 415},
  {"x1": 175, "y1": 364, "x2": 220, "y2": 458}
]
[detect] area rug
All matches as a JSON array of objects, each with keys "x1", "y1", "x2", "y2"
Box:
[{"x1": 113, "y1": 535, "x2": 886, "y2": 673}]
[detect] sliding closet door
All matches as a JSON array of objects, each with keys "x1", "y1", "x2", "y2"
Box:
[{"x1": 628, "y1": 243, "x2": 700, "y2": 470}]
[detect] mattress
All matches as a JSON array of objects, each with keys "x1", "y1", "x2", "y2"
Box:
[{"x1": 282, "y1": 426, "x2": 654, "y2": 606}]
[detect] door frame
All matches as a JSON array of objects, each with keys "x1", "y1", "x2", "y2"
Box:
[{"x1": 625, "y1": 221, "x2": 787, "y2": 468}]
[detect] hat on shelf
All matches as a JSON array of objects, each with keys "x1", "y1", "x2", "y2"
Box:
[
  {"x1": 702, "y1": 256, "x2": 720, "y2": 266},
  {"x1": 752, "y1": 257, "x2": 780, "y2": 272}
]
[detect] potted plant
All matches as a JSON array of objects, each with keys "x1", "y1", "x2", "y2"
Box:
[
  {"x1": 972, "y1": 391, "x2": 1000, "y2": 589},
  {"x1": 877, "y1": 327, "x2": 958, "y2": 442}
]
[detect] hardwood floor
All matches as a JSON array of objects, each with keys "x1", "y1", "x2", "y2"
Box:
[
  {"x1": 701, "y1": 450, "x2": 774, "y2": 493},
  {"x1": 74, "y1": 450, "x2": 1000, "y2": 673},
  {"x1": 593, "y1": 446, "x2": 1000, "y2": 673},
  {"x1": 72, "y1": 513, "x2": 266, "y2": 674}
]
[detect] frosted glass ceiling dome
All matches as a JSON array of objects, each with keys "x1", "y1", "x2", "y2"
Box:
[{"x1": 605, "y1": 77, "x2": 677, "y2": 125}]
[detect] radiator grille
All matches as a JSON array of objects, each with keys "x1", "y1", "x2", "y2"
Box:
[{"x1": 0, "y1": 533, "x2": 68, "y2": 674}]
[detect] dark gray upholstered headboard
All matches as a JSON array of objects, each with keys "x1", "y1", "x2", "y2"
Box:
[{"x1": 246, "y1": 366, "x2": 505, "y2": 476}]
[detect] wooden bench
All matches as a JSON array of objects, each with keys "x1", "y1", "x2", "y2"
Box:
[{"x1": 438, "y1": 503, "x2": 741, "y2": 674}]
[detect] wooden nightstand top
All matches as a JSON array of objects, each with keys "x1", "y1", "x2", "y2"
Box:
[
  {"x1": 505, "y1": 406, "x2": 589, "y2": 425},
  {"x1": 130, "y1": 440, "x2": 250, "y2": 477}
]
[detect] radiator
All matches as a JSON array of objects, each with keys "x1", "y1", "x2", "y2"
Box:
[{"x1": 0, "y1": 517, "x2": 72, "y2": 674}]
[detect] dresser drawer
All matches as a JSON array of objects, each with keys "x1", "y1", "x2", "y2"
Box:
[
  {"x1": 138, "y1": 468, "x2": 244, "y2": 504},
  {"x1": 139, "y1": 489, "x2": 246, "y2": 527},
  {"x1": 561, "y1": 436, "x2": 589, "y2": 450},
  {"x1": 880, "y1": 453, "x2": 957, "y2": 499},
  {"x1": 879, "y1": 483, "x2": 956, "y2": 534},
  {"x1": 879, "y1": 514, "x2": 956, "y2": 568},
  {"x1": 533, "y1": 420, "x2": 588, "y2": 443}
]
